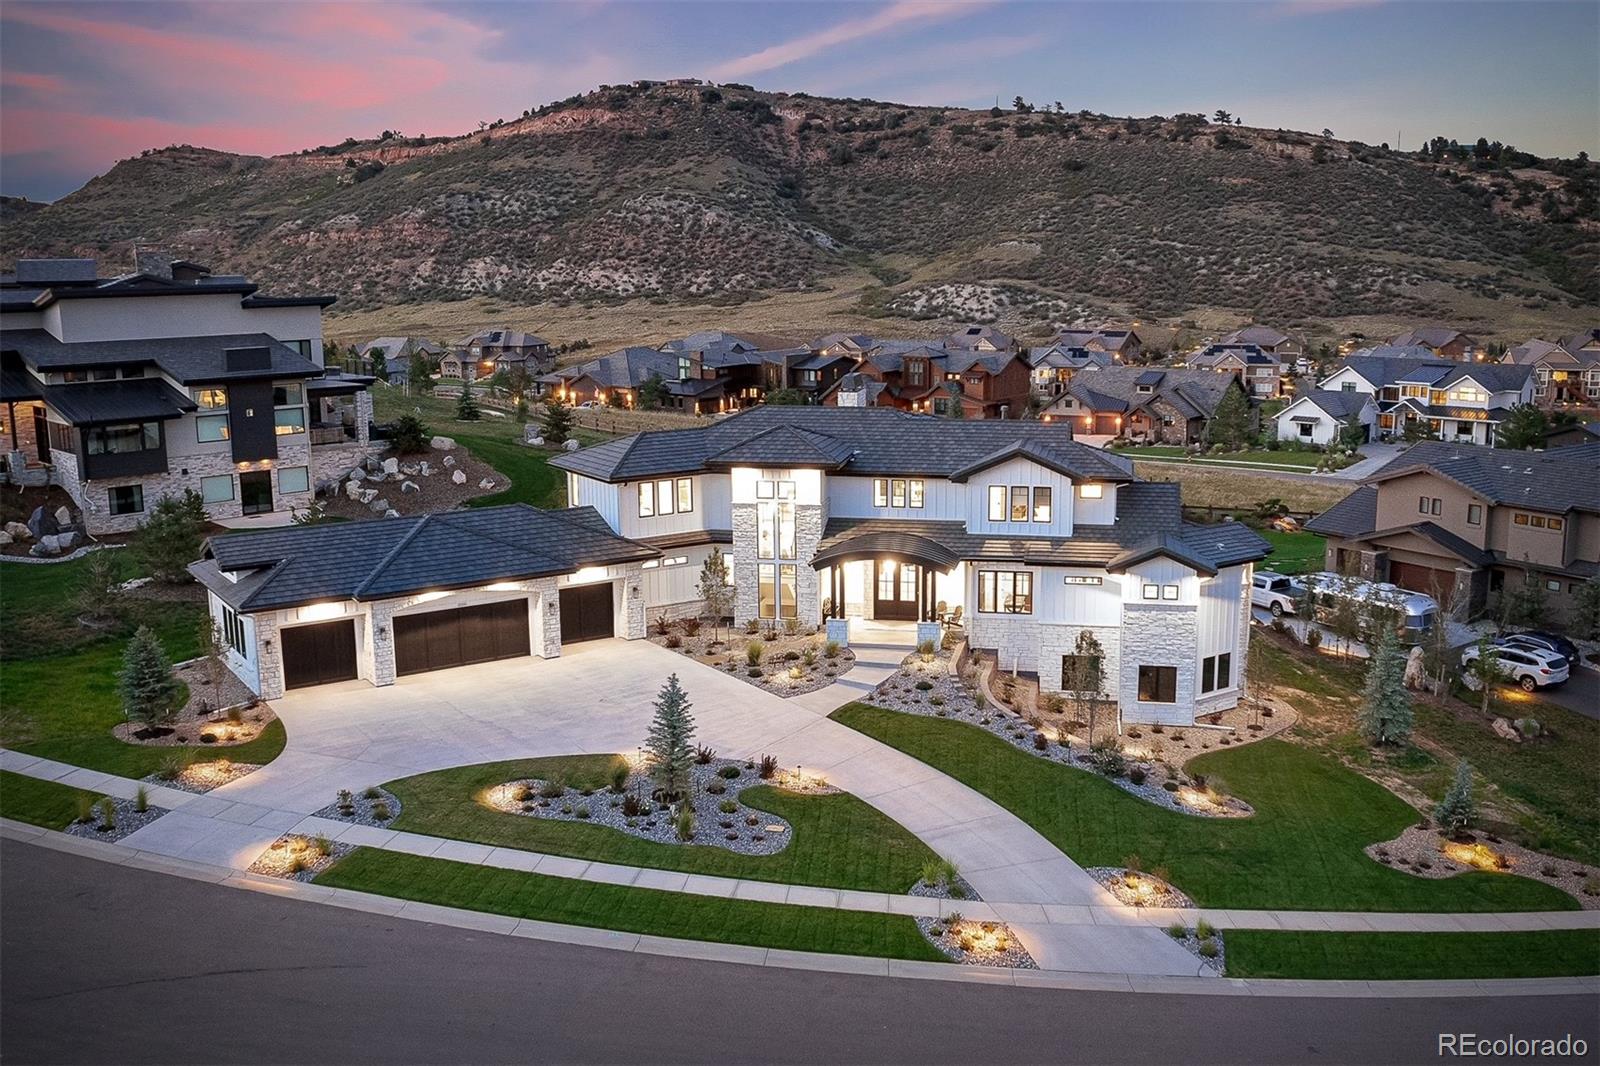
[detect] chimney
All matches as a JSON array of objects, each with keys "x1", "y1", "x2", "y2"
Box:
[
  {"x1": 690, "y1": 350, "x2": 704, "y2": 379},
  {"x1": 999, "y1": 404, "x2": 1010, "y2": 420},
  {"x1": 133, "y1": 248, "x2": 174, "y2": 280}
]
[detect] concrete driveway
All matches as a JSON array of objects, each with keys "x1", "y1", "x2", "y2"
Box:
[{"x1": 196, "y1": 636, "x2": 1208, "y2": 976}]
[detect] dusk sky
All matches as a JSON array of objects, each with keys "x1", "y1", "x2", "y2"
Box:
[{"x1": 1, "y1": 0, "x2": 1596, "y2": 201}]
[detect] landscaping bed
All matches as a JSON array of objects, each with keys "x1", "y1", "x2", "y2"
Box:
[
  {"x1": 481, "y1": 757, "x2": 805, "y2": 856},
  {"x1": 1163, "y1": 919, "x2": 1226, "y2": 973},
  {"x1": 863, "y1": 647, "x2": 1266, "y2": 818},
  {"x1": 61, "y1": 793, "x2": 167, "y2": 843},
  {"x1": 110, "y1": 659, "x2": 269, "y2": 747},
  {"x1": 378, "y1": 754, "x2": 938, "y2": 893},
  {"x1": 317, "y1": 445, "x2": 506, "y2": 521},
  {"x1": 143, "y1": 758, "x2": 261, "y2": 794},
  {"x1": 1367, "y1": 824, "x2": 1600, "y2": 908},
  {"x1": 314, "y1": 786, "x2": 402, "y2": 827},
  {"x1": 649, "y1": 622, "x2": 855, "y2": 698},
  {"x1": 915, "y1": 912, "x2": 1037, "y2": 968},
  {"x1": 249, "y1": 833, "x2": 355, "y2": 882},
  {"x1": 1088, "y1": 866, "x2": 1195, "y2": 909}
]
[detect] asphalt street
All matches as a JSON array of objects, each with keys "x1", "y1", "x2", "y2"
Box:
[{"x1": 3, "y1": 840, "x2": 1597, "y2": 1065}]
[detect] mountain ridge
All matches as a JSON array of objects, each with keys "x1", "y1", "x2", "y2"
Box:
[{"x1": 4, "y1": 82, "x2": 1594, "y2": 337}]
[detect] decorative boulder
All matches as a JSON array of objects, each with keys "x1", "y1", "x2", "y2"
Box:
[
  {"x1": 442, "y1": 455, "x2": 456, "y2": 467},
  {"x1": 400, "y1": 463, "x2": 420, "y2": 477},
  {"x1": 523, "y1": 425, "x2": 543, "y2": 444},
  {"x1": 369, "y1": 498, "x2": 391, "y2": 514},
  {"x1": 383, "y1": 509, "x2": 400, "y2": 519},
  {"x1": 52, "y1": 530, "x2": 79, "y2": 551},
  {"x1": 451, "y1": 469, "x2": 467, "y2": 486},
  {"x1": 430, "y1": 436, "x2": 457, "y2": 451},
  {"x1": 4, "y1": 521, "x2": 30, "y2": 540},
  {"x1": 53, "y1": 505, "x2": 74, "y2": 528},
  {"x1": 562, "y1": 438, "x2": 580, "y2": 452},
  {"x1": 347, "y1": 467, "x2": 365, "y2": 481},
  {"x1": 382, "y1": 457, "x2": 400, "y2": 476},
  {"x1": 345, "y1": 480, "x2": 363, "y2": 500},
  {"x1": 1402, "y1": 646, "x2": 1427, "y2": 690},
  {"x1": 1491, "y1": 717, "x2": 1521, "y2": 743},
  {"x1": 524, "y1": 436, "x2": 545, "y2": 448},
  {"x1": 26, "y1": 505, "x2": 58, "y2": 540},
  {"x1": 29, "y1": 541, "x2": 59, "y2": 558},
  {"x1": 400, "y1": 480, "x2": 420, "y2": 494},
  {"x1": 358, "y1": 488, "x2": 379, "y2": 505},
  {"x1": 478, "y1": 478, "x2": 495, "y2": 490},
  {"x1": 0, "y1": 531, "x2": 11, "y2": 547},
  {"x1": 419, "y1": 461, "x2": 433, "y2": 477}
]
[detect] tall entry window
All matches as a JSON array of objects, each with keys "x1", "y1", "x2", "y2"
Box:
[{"x1": 756, "y1": 479, "x2": 797, "y2": 618}]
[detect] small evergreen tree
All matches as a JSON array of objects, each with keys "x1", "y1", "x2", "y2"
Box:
[
  {"x1": 1359, "y1": 626, "x2": 1413, "y2": 746},
  {"x1": 390, "y1": 413, "x2": 430, "y2": 454},
  {"x1": 638, "y1": 372, "x2": 669, "y2": 410},
  {"x1": 542, "y1": 391, "x2": 575, "y2": 444},
  {"x1": 120, "y1": 625, "x2": 182, "y2": 730},
  {"x1": 1493, "y1": 404, "x2": 1548, "y2": 450},
  {"x1": 370, "y1": 348, "x2": 390, "y2": 383},
  {"x1": 74, "y1": 548, "x2": 124, "y2": 625},
  {"x1": 515, "y1": 396, "x2": 530, "y2": 423},
  {"x1": 1499, "y1": 569, "x2": 1547, "y2": 628},
  {"x1": 132, "y1": 490, "x2": 208, "y2": 584},
  {"x1": 644, "y1": 674, "x2": 696, "y2": 800},
  {"x1": 407, "y1": 348, "x2": 434, "y2": 393},
  {"x1": 1433, "y1": 760, "x2": 1477, "y2": 836},
  {"x1": 1401, "y1": 416, "x2": 1437, "y2": 443},
  {"x1": 697, "y1": 548, "x2": 734, "y2": 644},
  {"x1": 456, "y1": 382, "x2": 481, "y2": 421},
  {"x1": 1569, "y1": 578, "x2": 1600, "y2": 641},
  {"x1": 1205, "y1": 386, "x2": 1252, "y2": 450}
]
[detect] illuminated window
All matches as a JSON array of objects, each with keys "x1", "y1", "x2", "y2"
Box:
[
  {"x1": 988, "y1": 485, "x2": 1006, "y2": 522},
  {"x1": 1078, "y1": 483, "x2": 1103, "y2": 499},
  {"x1": 1032, "y1": 486, "x2": 1051, "y2": 523},
  {"x1": 1010, "y1": 486, "x2": 1029, "y2": 522}
]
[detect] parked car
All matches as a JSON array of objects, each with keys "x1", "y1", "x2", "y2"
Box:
[
  {"x1": 576, "y1": 400, "x2": 603, "y2": 410},
  {"x1": 1462, "y1": 643, "x2": 1570, "y2": 692},
  {"x1": 1251, "y1": 571, "x2": 1303, "y2": 616},
  {"x1": 1496, "y1": 631, "x2": 1581, "y2": 663}
]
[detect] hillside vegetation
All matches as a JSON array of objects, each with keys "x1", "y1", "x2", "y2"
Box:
[{"x1": 5, "y1": 83, "x2": 1594, "y2": 339}]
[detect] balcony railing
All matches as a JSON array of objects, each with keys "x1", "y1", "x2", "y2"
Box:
[{"x1": 309, "y1": 424, "x2": 355, "y2": 445}]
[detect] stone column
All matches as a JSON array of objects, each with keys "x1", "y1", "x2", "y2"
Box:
[
  {"x1": 621, "y1": 564, "x2": 647, "y2": 639},
  {"x1": 795, "y1": 503, "x2": 823, "y2": 625},
  {"x1": 731, "y1": 502, "x2": 759, "y2": 625}
]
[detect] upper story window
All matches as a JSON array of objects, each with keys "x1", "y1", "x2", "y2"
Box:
[
  {"x1": 1447, "y1": 385, "x2": 1486, "y2": 404},
  {"x1": 1402, "y1": 385, "x2": 1429, "y2": 398},
  {"x1": 1078, "y1": 483, "x2": 1103, "y2": 500},
  {"x1": 988, "y1": 484, "x2": 1054, "y2": 523},
  {"x1": 1142, "y1": 583, "x2": 1180, "y2": 600},
  {"x1": 1031, "y1": 486, "x2": 1051, "y2": 522},
  {"x1": 678, "y1": 356, "x2": 693, "y2": 380},
  {"x1": 905, "y1": 360, "x2": 926, "y2": 386},
  {"x1": 273, "y1": 382, "x2": 305, "y2": 435},
  {"x1": 1137, "y1": 383, "x2": 1155, "y2": 394},
  {"x1": 1467, "y1": 504, "x2": 1482, "y2": 525},
  {"x1": 285, "y1": 340, "x2": 313, "y2": 359},
  {"x1": 639, "y1": 477, "x2": 693, "y2": 518},
  {"x1": 1341, "y1": 382, "x2": 1357, "y2": 392},
  {"x1": 1418, "y1": 495, "x2": 1441, "y2": 516},
  {"x1": 1512, "y1": 512, "x2": 1564, "y2": 531},
  {"x1": 62, "y1": 368, "x2": 117, "y2": 383},
  {"x1": 1010, "y1": 486, "x2": 1029, "y2": 522},
  {"x1": 193, "y1": 387, "x2": 228, "y2": 410},
  {"x1": 873, "y1": 478, "x2": 924, "y2": 509},
  {"x1": 85, "y1": 422, "x2": 160, "y2": 455}
]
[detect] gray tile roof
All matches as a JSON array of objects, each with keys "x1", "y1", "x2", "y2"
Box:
[
  {"x1": 1366, "y1": 441, "x2": 1600, "y2": 515},
  {"x1": 1331, "y1": 354, "x2": 1454, "y2": 388},
  {"x1": 1390, "y1": 327, "x2": 1473, "y2": 349},
  {"x1": 40, "y1": 378, "x2": 196, "y2": 425},
  {"x1": 551, "y1": 407, "x2": 1136, "y2": 483},
  {"x1": 1289, "y1": 390, "x2": 1373, "y2": 420},
  {"x1": 1305, "y1": 485, "x2": 1377, "y2": 538},
  {"x1": 1065, "y1": 366, "x2": 1240, "y2": 419},
  {"x1": 2, "y1": 329, "x2": 322, "y2": 384},
  {"x1": 813, "y1": 482, "x2": 1266, "y2": 572},
  {"x1": 704, "y1": 424, "x2": 857, "y2": 468},
  {"x1": 200, "y1": 504, "x2": 659, "y2": 612},
  {"x1": 1219, "y1": 325, "x2": 1293, "y2": 348}
]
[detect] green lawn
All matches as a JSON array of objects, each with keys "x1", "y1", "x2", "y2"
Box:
[
  {"x1": 1255, "y1": 636, "x2": 1600, "y2": 865},
  {"x1": 1225, "y1": 929, "x2": 1600, "y2": 980},
  {"x1": 1260, "y1": 529, "x2": 1326, "y2": 575},
  {"x1": 0, "y1": 769, "x2": 102, "y2": 829},
  {"x1": 830, "y1": 704, "x2": 1576, "y2": 913},
  {"x1": 1111, "y1": 445, "x2": 1332, "y2": 468},
  {"x1": 383, "y1": 755, "x2": 938, "y2": 893},
  {"x1": 317, "y1": 847, "x2": 945, "y2": 961}
]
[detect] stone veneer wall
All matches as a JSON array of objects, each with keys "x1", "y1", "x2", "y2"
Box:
[
  {"x1": 1036, "y1": 623, "x2": 1122, "y2": 698},
  {"x1": 731, "y1": 503, "x2": 758, "y2": 624},
  {"x1": 1117, "y1": 603, "x2": 1199, "y2": 725},
  {"x1": 730, "y1": 502, "x2": 824, "y2": 626},
  {"x1": 68, "y1": 441, "x2": 317, "y2": 535}
]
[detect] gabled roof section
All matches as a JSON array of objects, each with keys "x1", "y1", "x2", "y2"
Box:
[
  {"x1": 1366, "y1": 441, "x2": 1600, "y2": 515},
  {"x1": 947, "y1": 438, "x2": 1135, "y2": 483},
  {"x1": 1345, "y1": 521, "x2": 1495, "y2": 567},
  {"x1": 1305, "y1": 485, "x2": 1377, "y2": 538},
  {"x1": 703, "y1": 425, "x2": 855, "y2": 469},
  {"x1": 1107, "y1": 534, "x2": 1220, "y2": 576},
  {"x1": 1285, "y1": 389, "x2": 1373, "y2": 420},
  {"x1": 201, "y1": 505, "x2": 658, "y2": 612}
]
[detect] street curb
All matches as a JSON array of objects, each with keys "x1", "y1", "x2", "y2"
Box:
[{"x1": 5, "y1": 820, "x2": 1596, "y2": 999}]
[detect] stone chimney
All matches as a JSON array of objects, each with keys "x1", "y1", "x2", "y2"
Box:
[
  {"x1": 133, "y1": 248, "x2": 174, "y2": 280},
  {"x1": 689, "y1": 350, "x2": 705, "y2": 379}
]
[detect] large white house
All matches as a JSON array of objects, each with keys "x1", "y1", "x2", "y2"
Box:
[
  {"x1": 553, "y1": 408, "x2": 1268, "y2": 725},
  {"x1": 1315, "y1": 355, "x2": 1533, "y2": 446},
  {"x1": 1, "y1": 255, "x2": 372, "y2": 533}
]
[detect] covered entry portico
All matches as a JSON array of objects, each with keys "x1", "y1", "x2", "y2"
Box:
[{"x1": 813, "y1": 530, "x2": 961, "y2": 623}]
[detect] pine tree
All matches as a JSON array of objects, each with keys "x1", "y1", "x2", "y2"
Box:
[
  {"x1": 370, "y1": 349, "x2": 390, "y2": 383},
  {"x1": 542, "y1": 391, "x2": 575, "y2": 444},
  {"x1": 644, "y1": 674, "x2": 696, "y2": 800},
  {"x1": 407, "y1": 349, "x2": 434, "y2": 394},
  {"x1": 1433, "y1": 760, "x2": 1477, "y2": 836},
  {"x1": 1464, "y1": 633, "x2": 1508, "y2": 718},
  {"x1": 1359, "y1": 625, "x2": 1413, "y2": 745},
  {"x1": 697, "y1": 548, "x2": 734, "y2": 644},
  {"x1": 1494, "y1": 403, "x2": 1548, "y2": 450},
  {"x1": 120, "y1": 625, "x2": 182, "y2": 730},
  {"x1": 1569, "y1": 578, "x2": 1600, "y2": 641},
  {"x1": 132, "y1": 489, "x2": 208, "y2": 584},
  {"x1": 1206, "y1": 386, "x2": 1252, "y2": 450},
  {"x1": 456, "y1": 382, "x2": 481, "y2": 421}
]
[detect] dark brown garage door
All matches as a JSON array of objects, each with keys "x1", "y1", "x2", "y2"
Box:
[
  {"x1": 281, "y1": 619, "x2": 358, "y2": 689},
  {"x1": 559, "y1": 583, "x2": 615, "y2": 643},
  {"x1": 1389, "y1": 561, "x2": 1453, "y2": 597},
  {"x1": 394, "y1": 599, "x2": 531, "y2": 677}
]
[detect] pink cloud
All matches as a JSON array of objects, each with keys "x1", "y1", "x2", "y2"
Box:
[
  {"x1": 712, "y1": 1, "x2": 990, "y2": 79},
  {"x1": 1, "y1": 70, "x2": 68, "y2": 95},
  {"x1": 1263, "y1": 0, "x2": 1385, "y2": 17},
  {"x1": 0, "y1": 106, "x2": 292, "y2": 170}
]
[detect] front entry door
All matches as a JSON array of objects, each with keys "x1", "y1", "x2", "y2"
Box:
[
  {"x1": 239, "y1": 470, "x2": 273, "y2": 516},
  {"x1": 874, "y1": 560, "x2": 920, "y2": 621}
]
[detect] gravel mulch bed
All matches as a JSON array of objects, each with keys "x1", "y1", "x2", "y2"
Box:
[
  {"x1": 1161, "y1": 922, "x2": 1226, "y2": 972},
  {"x1": 908, "y1": 874, "x2": 982, "y2": 901},
  {"x1": 141, "y1": 759, "x2": 261, "y2": 794},
  {"x1": 864, "y1": 649, "x2": 1255, "y2": 819},
  {"x1": 1366, "y1": 824, "x2": 1600, "y2": 909},
  {"x1": 318, "y1": 446, "x2": 506, "y2": 521},
  {"x1": 915, "y1": 912, "x2": 1038, "y2": 968},
  {"x1": 62, "y1": 796, "x2": 167, "y2": 843},
  {"x1": 1087, "y1": 866, "x2": 1196, "y2": 909},
  {"x1": 484, "y1": 759, "x2": 800, "y2": 855},
  {"x1": 313, "y1": 786, "x2": 403, "y2": 827},
  {"x1": 249, "y1": 834, "x2": 357, "y2": 882},
  {"x1": 112, "y1": 663, "x2": 271, "y2": 748},
  {"x1": 649, "y1": 625, "x2": 856, "y2": 698}
]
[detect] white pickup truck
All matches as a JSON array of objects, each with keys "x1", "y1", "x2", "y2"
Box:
[{"x1": 1251, "y1": 570, "x2": 1302, "y2": 616}]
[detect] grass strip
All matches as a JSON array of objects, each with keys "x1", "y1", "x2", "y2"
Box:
[
  {"x1": 1224, "y1": 928, "x2": 1600, "y2": 980},
  {"x1": 316, "y1": 847, "x2": 946, "y2": 961},
  {"x1": 0, "y1": 769, "x2": 101, "y2": 830}
]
